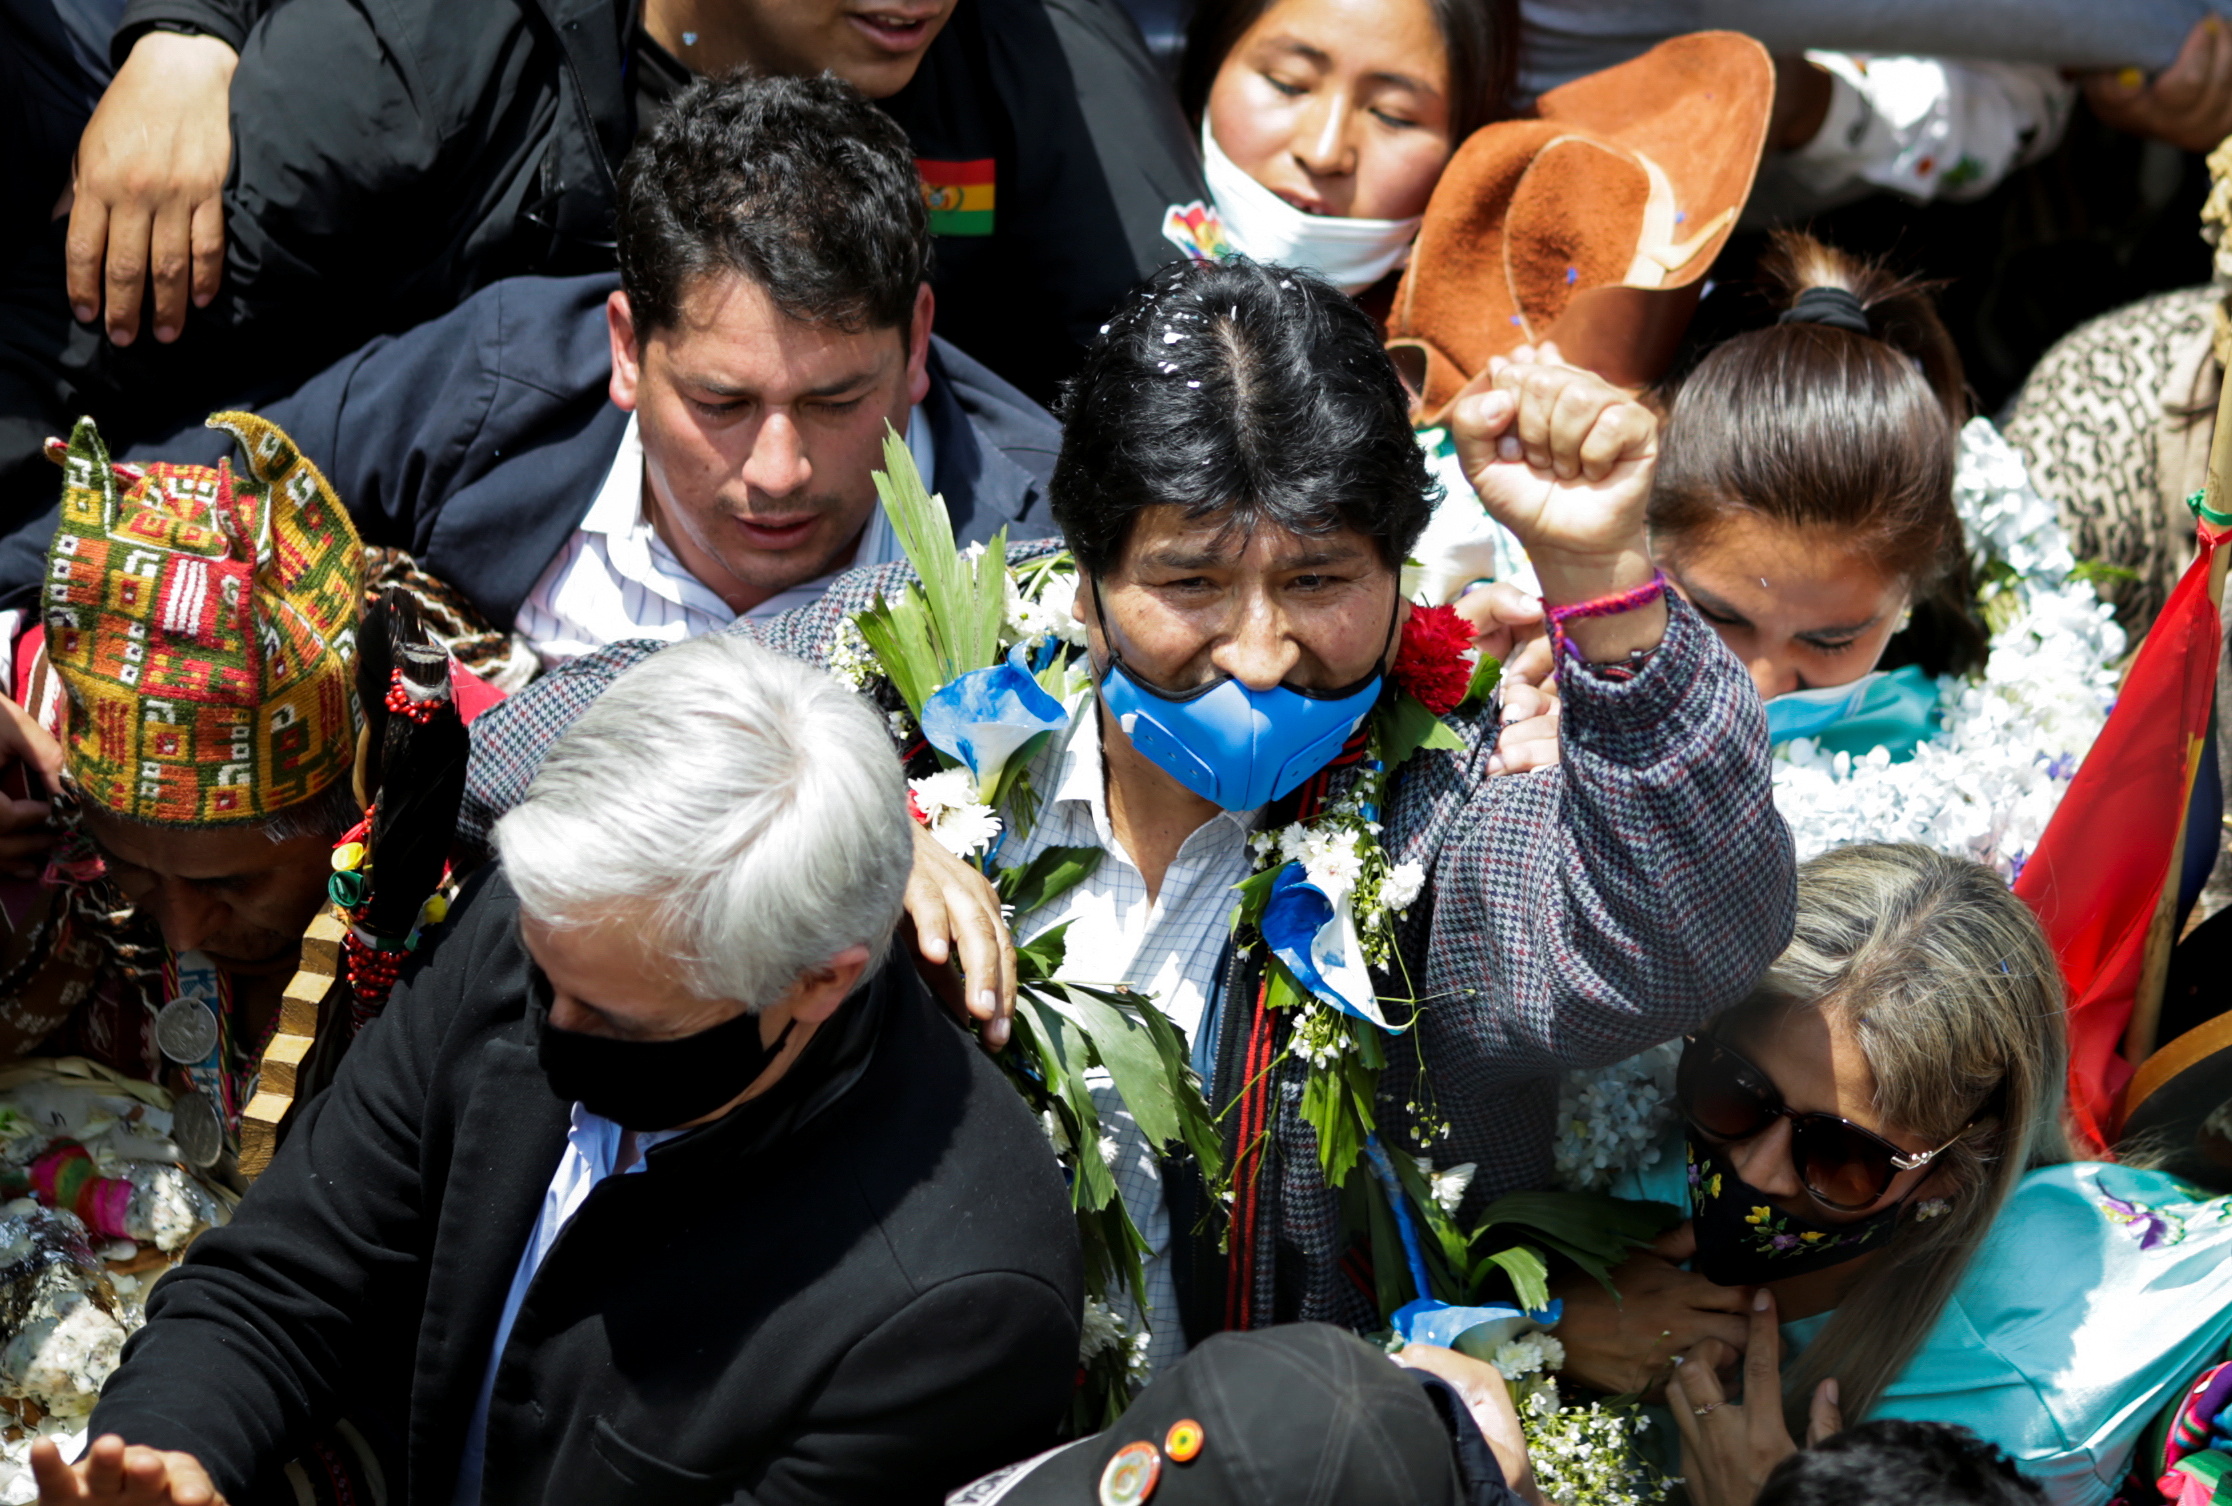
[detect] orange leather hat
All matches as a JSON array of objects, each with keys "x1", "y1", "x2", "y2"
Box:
[{"x1": 1387, "y1": 32, "x2": 1774, "y2": 419}]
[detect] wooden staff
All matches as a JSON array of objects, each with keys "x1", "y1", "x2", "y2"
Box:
[
  {"x1": 237, "y1": 907, "x2": 346, "y2": 1180},
  {"x1": 2123, "y1": 362, "x2": 2232, "y2": 1066}
]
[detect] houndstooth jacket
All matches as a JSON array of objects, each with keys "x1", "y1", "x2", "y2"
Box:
[{"x1": 459, "y1": 545, "x2": 1796, "y2": 1331}]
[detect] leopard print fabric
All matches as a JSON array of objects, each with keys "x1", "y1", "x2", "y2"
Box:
[{"x1": 2002, "y1": 285, "x2": 2219, "y2": 638}]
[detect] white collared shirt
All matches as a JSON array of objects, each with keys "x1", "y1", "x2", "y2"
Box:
[
  {"x1": 999, "y1": 709, "x2": 1260, "y2": 1376},
  {"x1": 513, "y1": 409, "x2": 931, "y2": 667},
  {"x1": 451, "y1": 1106, "x2": 682, "y2": 1506}
]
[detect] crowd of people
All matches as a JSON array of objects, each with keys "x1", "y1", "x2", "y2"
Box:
[{"x1": 0, "y1": 1, "x2": 2230, "y2": 1504}]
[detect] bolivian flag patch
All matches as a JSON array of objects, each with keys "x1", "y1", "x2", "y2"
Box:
[{"x1": 917, "y1": 158, "x2": 995, "y2": 237}]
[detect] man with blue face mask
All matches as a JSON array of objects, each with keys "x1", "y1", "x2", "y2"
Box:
[{"x1": 458, "y1": 258, "x2": 1798, "y2": 1377}]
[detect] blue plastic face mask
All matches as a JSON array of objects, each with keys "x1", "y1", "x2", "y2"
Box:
[
  {"x1": 1764, "y1": 671, "x2": 1889, "y2": 744},
  {"x1": 1090, "y1": 582, "x2": 1392, "y2": 812}
]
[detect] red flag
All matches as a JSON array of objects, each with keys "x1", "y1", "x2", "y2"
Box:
[{"x1": 2014, "y1": 514, "x2": 2227, "y2": 1153}]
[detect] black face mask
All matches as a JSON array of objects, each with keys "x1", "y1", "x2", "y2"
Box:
[
  {"x1": 1686, "y1": 1138, "x2": 1906, "y2": 1288},
  {"x1": 533, "y1": 979, "x2": 794, "y2": 1133}
]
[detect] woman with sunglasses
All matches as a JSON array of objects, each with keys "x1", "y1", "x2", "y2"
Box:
[{"x1": 1554, "y1": 842, "x2": 2232, "y2": 1506}]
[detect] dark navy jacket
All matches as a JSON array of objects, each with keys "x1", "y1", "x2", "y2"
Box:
[{"x1": 0, "y1": 273, "x2": 1063, "y2": 627}]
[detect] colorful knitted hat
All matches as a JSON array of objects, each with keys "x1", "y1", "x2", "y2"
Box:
[{"x1": 41, "y1": 413, "x2": 364, "y2": 827}]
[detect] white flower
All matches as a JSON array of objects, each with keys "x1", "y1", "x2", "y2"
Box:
[
  {"x1": 909, "y1": 766, "x2": 982, "y2": 818},
  {"x1": 1078, "y1": 1299, "x2": 1125, "y2": 1361},
  {"x1": 1553, "y1": 1041, "x2": 1679, "y2": 1192},
  {"x1": 827, "y1": 618, "x2": 878, "y2": 690},
  {"x1": 909, "y1": 769, "x2": 1002, "y2": 857},
  {"x1": 1491, "y1": 1334, "x2": 1554, "y2": 1380},
  {"x1": 1040, "y1": 1108, "x2": 1071, "y2": 1156},
  {"x1": 1414, "y1": 1157, "x2": 1476, "y2": 1214},
  {"x1": 1002, "y1": 568, "x2": 1089, "y2": 650},
  {"x1": 1298, "y1": 827, "x2": 1364, "y2": 895},
  {"x1": 1381, "y1": 860, "x2": 1426, "y2": 913},
  {"x1": 1098, "y1": 1133, "x2": 1120, "y2": 1168}
]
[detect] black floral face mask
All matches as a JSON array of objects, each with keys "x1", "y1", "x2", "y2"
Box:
[{"x1": 1686, "y1": 1138, "x2": 1905, "y2": 1288}]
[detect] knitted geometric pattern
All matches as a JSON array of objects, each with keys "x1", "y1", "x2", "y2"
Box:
[{"x1": 41, "y1": 413, "x2": 364, "y2": 826}]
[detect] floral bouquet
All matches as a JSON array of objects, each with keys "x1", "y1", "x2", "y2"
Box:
[{"x1": 842, "y1": 428, "x2": 1219, "y2": 1429}]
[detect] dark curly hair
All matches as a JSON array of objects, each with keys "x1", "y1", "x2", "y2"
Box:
[
  {"x1": 1758, "y1": 1421, "x2": 2044, "y2": 1506},
  {"x1": 1050, "y1": 258, "x2": 1436, "y2": 577},
  {"x1": 615, "y1": 72, "x2": 930, "y2": 336}
]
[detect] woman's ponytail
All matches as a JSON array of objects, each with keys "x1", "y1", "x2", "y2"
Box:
[{"x1": 1650, "y1": 231, "x2": 1987, "y2": 676}]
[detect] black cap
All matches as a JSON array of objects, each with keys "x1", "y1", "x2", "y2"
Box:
[{"x1": 956, "y1": 1324, "x2": 1482, "y2": 1506}]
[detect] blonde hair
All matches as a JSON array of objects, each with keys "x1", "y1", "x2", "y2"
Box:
[{"x1": 1725, "y1": 844, "x2": 2073, "y2": 1425}]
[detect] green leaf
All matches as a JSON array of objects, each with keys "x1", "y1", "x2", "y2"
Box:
[
  {"x1": 985, "y1": 730, "x2": 1052, "y2": 817},
  {"x1": 871, "y1": 426, "x2": 974, "y2": 680},
  {"x1": 1480, "y1": 1243, "x2": 1552, "y2": 1314},
  {"x1": 965, "y1": 524, "x2": 1010, "y2": 670},
  {"x1": 1474, "y1": 1191, "x2": 1680, "y2": 1263},
  {"x1": 1354, "y1": 1171, "x2": 1415, "y2": 1320},
  {"x1": 1015, "y1": 923, "x2": 1072, "y2": 984},
  {"x1": 1461, "y1": 651, "x2": 1502, "y2": 708},
  {"x1": 1054, "y1": 985, "x2": 1187, "y2": 1152},
  {"x1": 1377, "y1": 690, "x2": 1463, "y2": 770},
  {"x1": 1016, "y1": 995, "x2": 1117, "y2": 1213},
  {"x1": 853, "y1": 588, "x2": 942, "y2": 720},
  {"x1": 1230, "y1": 865, "x2": 1283, "y2": 929},
  {"x1": 997, "y1": 844, "x2": 1105, "y2": 918},
  {"x1": 2069, "y1": 558, "x2": 2140, "y2": 588},
  {"x1": 1262, "y1": 955, "x2": 1308, "y2": 1012}
]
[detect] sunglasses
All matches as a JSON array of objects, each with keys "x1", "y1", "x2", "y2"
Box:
[{"x1": 1675, "y1": 1034, "x2": 1963, "y2": 1211}]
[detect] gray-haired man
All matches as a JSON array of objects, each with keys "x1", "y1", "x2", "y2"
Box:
[{"x1": 35, "y1": 634, "x2": 1083, "y2": 1506}]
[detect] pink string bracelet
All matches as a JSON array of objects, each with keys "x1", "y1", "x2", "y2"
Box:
[{"x1": 1544, "y1": 570, "x2": 1669, "y2": 666}]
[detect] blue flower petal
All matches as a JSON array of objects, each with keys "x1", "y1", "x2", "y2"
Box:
[
  {"x1": 1261, "y1": 863, "x2": 1407, "y2": 1031},
  {"x1": 919, "y1": 647, "x2": 1070, "y2": 792},
  {"x1": 1392, "y1": 1298, "x2": 1563, "y2": 1352}
]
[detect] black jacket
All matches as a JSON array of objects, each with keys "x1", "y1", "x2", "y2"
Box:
[
  {"x1": 100, "y1": 0, "x2": 1199, "y2": 405},
  {"x1": 0, "y1": 273, "x2": 1064, "y2": 624},
  {"x1": 87, "y1": 869, "x2": 1084, "y2": 1506}
]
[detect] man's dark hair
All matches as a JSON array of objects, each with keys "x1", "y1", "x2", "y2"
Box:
[
  {"x1": 1757, "y1": 1421, "x2": 2046, "y2": 1506},
  {"x1": 1050, "y1": 258, "x2": 1436, "y2": 577},
  {"x1": 615, "y1": 72, "x2": 930, "y2": 336}
]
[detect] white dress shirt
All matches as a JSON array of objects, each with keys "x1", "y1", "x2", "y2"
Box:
[
  {"x1": 451, "y1": 1106, "x2": 682, "y2": 1506},
  {"x1": 999, "y1": 709, "x2": 1260, "y2": 1377},
  {"x1": 513, "y1": 409, "x2": 931, "y2": 666}
]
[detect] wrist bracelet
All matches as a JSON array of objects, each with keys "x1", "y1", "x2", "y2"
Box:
[{"x1": 1544, "y1": 570, "x2": 1668, "y2": 664}]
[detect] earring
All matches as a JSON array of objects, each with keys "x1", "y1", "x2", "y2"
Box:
[
  {"x1": 1914, "y1": 1197, "x2": 1951, "y2": 1221},
  {"x1": 1894, "y1": 606, "x2": 1915, "y2": 634}
]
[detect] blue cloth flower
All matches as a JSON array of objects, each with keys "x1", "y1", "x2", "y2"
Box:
[
  {"x1": 919, "y1": 646, "x2": 1070, "y2": 796},
  {"x1": 1392, "y1": 1298, "x2": 1562, "y2": 1353},
  {"x1": 1261, "y1": 863, "x2": 1406, "y2": 1031}
]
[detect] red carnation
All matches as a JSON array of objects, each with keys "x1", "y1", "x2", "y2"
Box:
[{"x1": 1391, "y1": 603, "x2": 1477, "y2": 716}]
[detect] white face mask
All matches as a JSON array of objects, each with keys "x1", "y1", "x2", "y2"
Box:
[{"x1": 1201, "y1": 118, "x2": 1421, "y2": 295}]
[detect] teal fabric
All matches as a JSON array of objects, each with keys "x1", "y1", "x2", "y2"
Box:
[
  {"x1": 1773, "y1": 664, "x2": 1942, "y2": 762},
  {"x1": 1608, "y1": 1146, "x2": 2232, "y2": 1505}
]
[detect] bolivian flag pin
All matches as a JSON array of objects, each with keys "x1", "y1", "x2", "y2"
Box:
[{"x1": 916, "y1": 158, "x2": 995, "y2": 237}]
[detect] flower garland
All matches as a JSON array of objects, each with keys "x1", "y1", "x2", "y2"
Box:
[{"x1": 1226, "y1": 602, "x2": 1491, "y2": 1183}]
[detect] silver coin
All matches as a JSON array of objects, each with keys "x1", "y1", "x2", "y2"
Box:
[
  {"x1": 169, "y1": 1090, "x2": 224, "y2": 1168},
  {"x1": 155, "y1": 996, "x2": 219, "y2": 1066}
]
